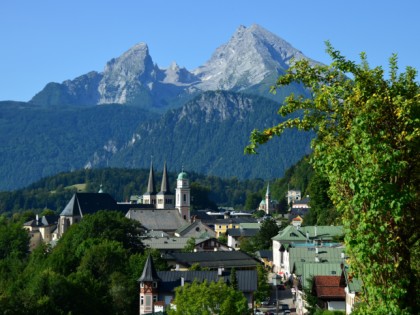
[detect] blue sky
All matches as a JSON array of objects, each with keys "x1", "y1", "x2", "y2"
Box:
[{"x1": 1, "y1": 0, "x2": 419, "y2": 102}]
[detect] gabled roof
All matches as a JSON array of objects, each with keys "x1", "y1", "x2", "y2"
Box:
[
  {"x1": 163, "y1": 251, "x2": 260, "y2": 269},
  {"x1": 272, "y1": 225, "x2": 344, "y2": 242},
  {"x1": 126, "y1": 209, "x2": 186, "y2": 232},
  {"x1": 313, "y1": 275, "x2": 345, "y2": 299},
  {"x1": 142, "y1": 237, "x2": 202, "y2": 250},
  {"x1": 60, "y1": 193, "x2": 122, "y2": 217},
  {"x1": 301, "y1": 263, "x2": 343, "y2": 289},
  {"x1": 289, "y1": 247, "x2": 344, "y2": 274},
  {"x1": 157, "y1": 269, "x2": 257, "y2": 293},
  {"x1": 139, "y1": 255, "x2": 161, "y2": 282},
  {"x1": 175, "y1": 220, "x2": 215, "y2": 238}
]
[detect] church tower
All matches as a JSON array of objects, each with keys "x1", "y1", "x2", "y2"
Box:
[
  {"x1": 175, "y1": 170, "x2": 190, "y2": 221},
  {"x1": 156, "y1": 162, "x2": 174, "y2": 209},
  {"x1": 138, "y1": 255, "x2": 160, "y2": 315},
  {"x1": 143, "y1": 161, "x2": 157, "y2": 206}
]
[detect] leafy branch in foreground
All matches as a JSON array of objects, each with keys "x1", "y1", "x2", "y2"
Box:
[{"x1": 246, "y1": 42, "x2": 420, "y2": 314}]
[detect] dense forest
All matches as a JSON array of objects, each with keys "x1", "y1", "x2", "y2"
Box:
[{"x1": 0, "y1": 155, "x2": 338, "y2": 225}]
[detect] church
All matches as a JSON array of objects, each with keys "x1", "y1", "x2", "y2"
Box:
[
  {"x1": 126, "y1": 162, "x2": 194, "y2": 235},
  {"x1": 54, "y1": 162, "x2": 193, "y2": 239}
]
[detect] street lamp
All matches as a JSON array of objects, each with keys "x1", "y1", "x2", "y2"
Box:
[{"x1": 272, "y1": 274, "x2": 281, "y2": 315}]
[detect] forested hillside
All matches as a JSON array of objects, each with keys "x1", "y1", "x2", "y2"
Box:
[{"x1": 0, "y1": 102, "x2": 155, "y2": 190}]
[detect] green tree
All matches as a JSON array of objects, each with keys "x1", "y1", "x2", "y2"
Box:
[
  {"x1": 253, "y1": 218, "x2": 279, "y2": 250},
  {"x1": 230, "y1": 267, "x2": 238, "y2": 290},
  {"x1": 246, "y1": 43, "x2": 419, "y2": 313},
  {"x1": 245, "y1": 192, "x2": 262, "y2": 210},
  {"x1": 183, "y1": 237, "x2": 196, "y2": 252},
  {"x1": 254, "y1": 265, "x2": 270, "y2": 304},
  {"x1": 169, "y1": 279, "x2": 248, "y2": 315}
]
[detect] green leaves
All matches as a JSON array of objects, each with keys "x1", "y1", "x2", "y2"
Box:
[{"x1": 246, "y1": 43, "x2": 420, "y2": 313}]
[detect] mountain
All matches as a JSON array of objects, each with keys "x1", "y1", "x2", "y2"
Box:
[
  {"x1": 104, "y1": 91, "x2": 313, "y2": 180},
  {"x1": 30, "y1": 24, "x2": 316, "y2": 111},
  {"x1": 0, "y1": 101, "x2": 154, "y2": 190},
  {"x1": 0, "y1": 24, "x2": 317, "y2": 191}
]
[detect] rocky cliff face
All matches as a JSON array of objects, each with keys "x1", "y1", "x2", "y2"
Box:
[
  {"x1": 30, "y1": 24, "x2": 316, "y2": 110},
  {"x1": 192, "y1": 24, "x2": 310, "y2": 91}
]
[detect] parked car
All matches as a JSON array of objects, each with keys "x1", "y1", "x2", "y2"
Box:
[{"x1": 254, "y1": 309, "x2": 264, "y2": 315}]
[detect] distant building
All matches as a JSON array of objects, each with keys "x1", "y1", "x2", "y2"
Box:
[
  {"x1": 138, "y1": 255, "x2": 258, "y2": 314},
  {"x1": 23, "y1": 214, "x2": 58, "y2": 250},
  {"x1": 258, "y1": 183, "x2": 278, "y2": 214},
  {"x1": 287, "y1": 189, "x2": 301, "y2": 205}
]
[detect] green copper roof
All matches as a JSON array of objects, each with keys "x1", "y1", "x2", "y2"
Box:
[{"x1": 177, "y1": 171, "x2": 188, "y2": 180}]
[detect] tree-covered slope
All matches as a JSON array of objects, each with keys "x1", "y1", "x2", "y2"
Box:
[
  {"x1": 109, "y1": 91, "x2": 313, "y2": 180},
  {"x1": 0, "y1": 102, "x2": 154, "y2": 190}
]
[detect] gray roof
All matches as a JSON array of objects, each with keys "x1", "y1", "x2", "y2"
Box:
[
  {"x1": 126, "y1": 209, "x2": 187, "y2": 232},
  {"x1": 60, "y1": 193, "x2": 125, "y2": 217},
  {"x1": 163, "y1": 251, "x2": 260, "y2": 269},
  {"x1": 139, "y1": 255, "x2": 161, "y2": 282},
  {"x1": 142, "y1": 237, "x2": 202, "y2": 250},
  {"x1": 157, "y1": 269, "x2": 257, "y2": 293},
  {"x1": 175, "y1": 220, "x2": 216, "y2": 238},
  {"x1": 227, "y1": 228, "x2": 259, "y2": 237}
]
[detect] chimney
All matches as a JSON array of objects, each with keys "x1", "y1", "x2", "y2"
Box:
[
  {"x1": 306, "y1": 231, "x2": 309, "y2": 241},
  {"x1": 315, "y1": 256, "x2": 320, "y2": 263},
  {"x1": 314, "y1": 226, "x2": 317, "y2": 237},
  {"x1": 175, "y1": 264, "x2": 179, "y2": 271},
  {"x1": 181, "y1": 277, "x2": 185, "y2": 286},
  {"x1": 218, "y1": 266, "x2": 224, "y2": 276},
  {"x1": 315, "y1": 247, "x2": 319, "y2": 254}
]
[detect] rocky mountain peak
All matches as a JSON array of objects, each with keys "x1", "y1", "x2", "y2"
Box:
[
  {"x1": 192, "y1": 24, "x2": 310, "y2": 91},
  {"x1": 98, "y1": 42, "x2": 157, "y2": 104}
]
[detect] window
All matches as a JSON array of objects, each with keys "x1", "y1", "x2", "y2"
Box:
[
  {"x1": 140, "y1": 282, "x2": 144, "y2": 288},
  {"x1": 152, "y1": 282, "x2": 157, "y2": 288},
  {"x1": 140, "y1": 296, "x2": 144, "y2": 305},
  {"x1": 183, "y1": 194, "x2": 186, "y2": 202},
  {"x1": 153, "y1": 295, "x2": 158, "y2": 302}
]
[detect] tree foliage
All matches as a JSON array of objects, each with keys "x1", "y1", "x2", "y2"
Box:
[
  {"x1": 168, "y1": 279, "x2": 248, "y2": 315},
  {"x1": 246, "y1": 43, "x2": 420, "y2": 313}
]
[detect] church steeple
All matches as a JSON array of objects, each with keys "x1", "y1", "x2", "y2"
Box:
[
  {"x1": 146, "y1": 161, "x2": 156, "y2": 194},
  {"x1": 159, "y1": 161, "x2": 170, "y2": 194},
  {"x1": 156, "y1": 161, "x2": 174, "y2": 209},
  {"x1": 143, "y1": 161, "x2": 157, "y2": 205}
]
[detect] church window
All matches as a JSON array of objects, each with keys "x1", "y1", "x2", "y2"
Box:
[{"x1": 183, "y1": 194, "x2": 186, "y2": 202}]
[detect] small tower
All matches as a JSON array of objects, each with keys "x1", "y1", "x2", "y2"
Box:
[
  {"x1": 143, "y1": 161, "x2": 157, "y2": 206},
  {"x1": 138, "y1": 255, "x2": 160, "y2": 315},
  {"x1": 175, "y1": 170, "x2": 190, "y2": 221},
  {"x1": 156, "y1": 162, "x2": 174, "y2": 209},
  {"x1": 265, "y1": 183, "x2": 271, "y2": 214}
]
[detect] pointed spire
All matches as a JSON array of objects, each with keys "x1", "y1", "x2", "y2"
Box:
[
  {"x1": 138, "y1": 255, "x2": 160, "y2": 282},
  {"x1": 160, "y1": 161, "x2": 170, "y2": 193},
  {"x1": 266, "y1": 183, "x2": 270, "y2": 196},
  {"x1": 146, "y1": 160, "x2": 156, "y2": 194}
]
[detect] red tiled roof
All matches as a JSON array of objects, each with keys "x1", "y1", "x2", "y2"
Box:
[{"x1": 313, "y1": 276, "x2": 345, "y2": 299}]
